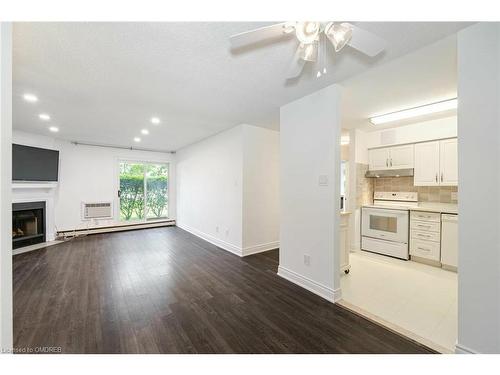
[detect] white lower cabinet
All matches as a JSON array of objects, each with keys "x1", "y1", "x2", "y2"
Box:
[
  {"x1": 410, "y1": 210, "x2": 458, "y2": 271},
  {"x1": 441, "y1": 214, "x2": 458, "y2": 270},
  {"x1": 340, "y1": 214, "x2": 351, "y2": 274},
  {"x1": 410, "y1": 210, "x2": 441, "y2": 263},
  {"x1": 410, "y1": 238, "x2": 441, "y2": 262}
]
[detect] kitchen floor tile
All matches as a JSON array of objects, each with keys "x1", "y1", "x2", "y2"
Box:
[{"x1": 341, "y1": 251, "x2": 457, "y2": 352}]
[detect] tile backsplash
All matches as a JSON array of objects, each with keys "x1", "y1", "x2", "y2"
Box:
[
  {"x1": 356, "y1": 163, "x2": 374, "y2": 208},
  {"x1": 373, "y1": 176, "x2": 458, "y2": 203}
]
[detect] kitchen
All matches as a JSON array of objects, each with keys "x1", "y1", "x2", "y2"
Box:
[
  {"x1": 337, "y1": 36, "x2": 459, "y2": 353},
  {"x1": 339, "y1": 112, "x2": 459, "y2": 353}
]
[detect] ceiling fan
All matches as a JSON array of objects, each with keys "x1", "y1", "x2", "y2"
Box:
[{"x1": 230, "y1": 22, "x2": 386, "y2": 79}]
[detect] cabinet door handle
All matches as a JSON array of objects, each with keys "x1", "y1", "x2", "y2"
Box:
[
  {"x1": 416, "y1": 224, "x2": 431, "y2": 228},
  {"x1": 435, "y1": 173, "x2": 438, "y2": 183},
  {"x1": 417, "y1": 246, "x2": 431, "y2": 252},
  {"x1": 390, "y1": 158, "x2": 393, "y2": 167},
  {"x1": 418, "y1": 214, "x2": 431, "y2": 219},
  {"x1": 386, "y1": 158, "x2": 388, "y2": 167},
  {"x1": 441, "y1": 172, "x2": 443, "y2": 182}
]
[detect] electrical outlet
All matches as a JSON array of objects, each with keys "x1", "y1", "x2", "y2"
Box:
[{"x1": 304, "y1": 254, "x2": 311, "y2": 266}]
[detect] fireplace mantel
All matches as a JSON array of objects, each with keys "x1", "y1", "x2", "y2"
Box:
[
  {"x1": 12, "y1": 181, "x2": 57, "y2": 191},
  {"x1": 12, "y1": 182, "x2": 57, "y2": 246}
]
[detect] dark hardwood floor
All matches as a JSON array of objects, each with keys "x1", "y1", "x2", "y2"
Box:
[{"x1": 13, "y1": 226, "x2": 435, "y2": 354}]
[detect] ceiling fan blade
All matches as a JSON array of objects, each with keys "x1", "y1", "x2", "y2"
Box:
[
  {"x1": 286, "y1": 45, "x2": 307, "y2": 79},
  {"x1": 230, "y1": 23, "x2": 287, "y2": 49},
  {"x1": 345, "y1": 23, "x2": 386, "y2": 57}
]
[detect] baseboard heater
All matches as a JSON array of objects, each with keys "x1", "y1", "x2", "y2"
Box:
[{"x1": 57, "y1": 219, "x2": 176, "y2": 238}]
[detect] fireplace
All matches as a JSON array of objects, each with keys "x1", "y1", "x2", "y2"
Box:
[{"x1": 12, "y1": 201, "x2": 46, "y2": 249}]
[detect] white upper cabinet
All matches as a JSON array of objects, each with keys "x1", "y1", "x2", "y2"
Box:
[
  {"x1": 369, "y1": 148, "x2": 390, "y2": 170},
  {"x1": 414, "y1": 138, "x2": 458, "y2": 186},
  {"x1": 414, "y1": 141, "x2": 440, "y2": 186},
  {"x1": 439, "y1": 138, "x2": 458, "y2": 185},
  {"x1": 389, "y1": 144, "x2": 414, "y2": 169},
  {"x1": 368, "y1": 144, "x2": 414, "y2": 170}
]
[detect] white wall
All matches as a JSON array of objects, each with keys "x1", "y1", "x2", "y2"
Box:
[
  {"x1": 456, "y1": 23, "x2": 500, "y2": 354},
  {"x1": 364, "y1": 115, "x2": 457, "y2": 149},
  {"x1": 278, "y1": 84, "x2": 342, "y2": 302},
  {"x1": 176, "y1": 126, "x2": 244, "y2": 253},
  {"x1": 176, "y1": 124, "x2": 280, "y2": 256},
  {"x1": 348, "y1": 129, "x2": 367, "y2": 251},
  {"x1": 353, "y1": 128, "x2": 369, "y2": 165},
  {"x1": 12, "y1": 130, "x2": 176, "y2": 233},
  {"x1": 0, "y1": 22, "x2": 13, "y2": 352},
  {"x1": 242, "y1": 125, "x2": 280, "y2": 254}
]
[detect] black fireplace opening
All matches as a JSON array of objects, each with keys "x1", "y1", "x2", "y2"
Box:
[{"x1": 12, "y1": 201, "x2": 46, "y2": 249}]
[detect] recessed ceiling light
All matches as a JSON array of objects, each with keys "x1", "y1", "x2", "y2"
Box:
[
  {"x1": 134, "y1": 137, "x2": 141, "y2": 142},
  {"x1": 141, "y1": 129, "x2": 149, "y2": 135},
  {"x1": 23, "y1": 93, "x2": 38, "y2": 103},
  {"x1": 49, "y1": 126, "x2": 59, "y2": 132},
  {"x1": 370, "y1": 98, "x2": 458, "y2": 125},
  {"x1": 151, "y1": 117, "x2": 160, "y2": 125},
  {"x1": 39, "y1": 113, "x2": 51, "y2": 121}
]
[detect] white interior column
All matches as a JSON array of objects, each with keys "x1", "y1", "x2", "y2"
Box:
[
  {"x1": 456, "y1": 22, "x2": 500, "y2": 354},
  {"x1": 0, "y1": 22, "x2": 13, "y2": 352},
  {"x1": 278, "y1": 84, "x2": 342, "y2": 302}
]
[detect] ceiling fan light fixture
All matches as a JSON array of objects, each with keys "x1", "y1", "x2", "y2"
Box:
[
  {"x1": 325, "y1": 22, "x2": 353, "y2": 52},
  {"x1": 283, "y1": 21, "x2": 296, "y2": 34},
  {"x1": 295, "y1": 21, "x2": 320, "y2": 44},
  {"x1": 298, "y1": 42, "x2": 318, "y2": 62}
]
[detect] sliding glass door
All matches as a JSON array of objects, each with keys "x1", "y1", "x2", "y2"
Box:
[{"x1": 119, "y1": 161, "x2": 169, "y2": 222}]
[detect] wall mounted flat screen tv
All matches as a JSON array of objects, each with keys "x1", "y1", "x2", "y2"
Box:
[{"x1": 12, "y1": 144, "x2": 59, "y2": 182}]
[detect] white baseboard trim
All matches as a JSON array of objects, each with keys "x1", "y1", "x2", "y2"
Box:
[
  {"x1": 12, "y1": 240, "x2": 63, "y2": 255},
  {"x1": 242, "y1": 241, "x2": 279, "y2": 256},
  {"x1": 176, "y1": 222, "x2": 243, "y2": 257},
  {"x1": 277, "y1": 266, "x2": 341, "y2": 303},
  {"x1": 455, "y1": 343, "x2": 478, "y2": 354}
]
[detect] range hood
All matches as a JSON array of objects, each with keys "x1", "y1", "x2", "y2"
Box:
[{"x1": 365, "y1": 168, "x2": 414, "y2": 178}]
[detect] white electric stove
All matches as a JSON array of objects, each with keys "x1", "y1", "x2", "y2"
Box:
[{"x1": 361, "y1": 192, "x2": 418, "y2": 260}]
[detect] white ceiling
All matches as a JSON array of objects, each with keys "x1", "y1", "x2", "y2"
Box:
[
  {"x1": 341, "y1": 33, "x2": 459, "y2": 131},
  {"x1": 13, "y1": 22, "x2": 471, "y2": 151}
]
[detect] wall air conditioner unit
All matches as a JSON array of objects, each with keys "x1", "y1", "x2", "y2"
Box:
[{"x1": 82, "y1": 202, "x2": 113, "y2": 220}]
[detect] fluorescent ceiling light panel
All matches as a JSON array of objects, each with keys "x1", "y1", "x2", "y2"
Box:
[
  {"x1": 39, "y1": 113, "x2": 51, "y2": 121},
  {"x1": 141, "y1": 129, "x2": 149, "y2": 135},
  {"x1": 370, "y1": 98, "x2": 457, "y2": 125},
  {"x1": 49, "y1": 126, "x2": 59, "y2": 132},
  {"x1": 134, "y1": 137, "x2": 141, "y2": 142},
  {"x1": 151, "y1": 117, "x2": 160, "y2": 125}
]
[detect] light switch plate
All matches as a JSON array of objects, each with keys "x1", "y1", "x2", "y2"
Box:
[{"x1": 318, "y1": 175, "x2": 329, "y2": 186}]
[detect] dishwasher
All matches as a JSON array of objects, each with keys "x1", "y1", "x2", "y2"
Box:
[{"x1": 441, "y1": 214, "x2": 458, "y2": 271}]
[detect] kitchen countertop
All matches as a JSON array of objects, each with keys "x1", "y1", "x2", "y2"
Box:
[
  {"x1": 362, "y1": 203, "x2": 458, "y2": 214},
  {"x1": 411, "y1": 202, "x2": 458, "y2": 214}
]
